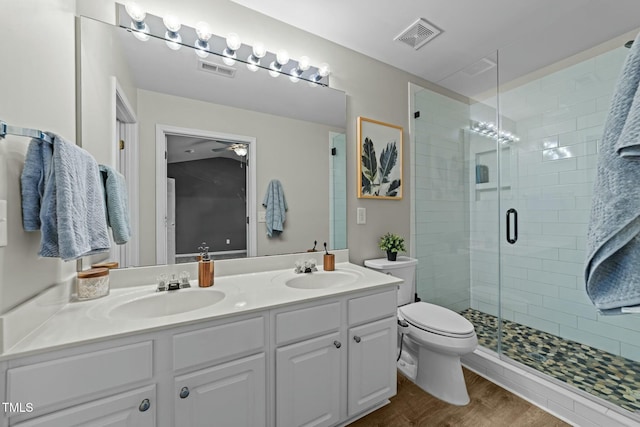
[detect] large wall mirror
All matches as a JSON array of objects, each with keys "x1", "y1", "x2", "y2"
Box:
[{"x1": 78, "y1": 14, "x2": 347, "y2": 268}]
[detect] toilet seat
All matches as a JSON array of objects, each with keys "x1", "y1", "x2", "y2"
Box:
[{"x1": 399, "y1": 302, "x2": 475, "y2": 338}]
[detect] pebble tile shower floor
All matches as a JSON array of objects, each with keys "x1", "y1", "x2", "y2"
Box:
[{"x1": 460, "y1": 308, "x2": 640, "y2": 414}]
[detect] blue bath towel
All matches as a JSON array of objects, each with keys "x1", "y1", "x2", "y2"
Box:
[
  {"x1": 262, "y1": 179, "x2": 288, "y2": 237},
  {"x1": 99, "y1": 165, "x2": 131, "y2": 245},
  {"x1": 20, "y1": 134, "x2": 110, "y2": 261},
  {"x1": 585, "y1": 31, "x2": 640, "y2": 314}
]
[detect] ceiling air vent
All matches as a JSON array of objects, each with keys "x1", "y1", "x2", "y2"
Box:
[
  {"x1": 461, "y1": 57, "x2": 497, "y2": 77},
  {"x1": 197, "y1": 60, "x2": 237, "y2": 78},
  {"x1": 394, "y1": 18, "x2": 442, "y2": 50}
]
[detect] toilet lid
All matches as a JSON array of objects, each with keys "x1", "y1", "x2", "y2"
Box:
[{"x1": 399, "y1": 302, "x2": 475, "y2": 337}]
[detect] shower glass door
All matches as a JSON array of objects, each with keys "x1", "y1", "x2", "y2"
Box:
[{"x1": 497, "y1": 38, "x2": 640, "y2": 413}]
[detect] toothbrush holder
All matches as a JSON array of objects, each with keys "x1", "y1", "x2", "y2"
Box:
[{"x1": 323, "y1": 254, "x2": 335, "y2": 271}]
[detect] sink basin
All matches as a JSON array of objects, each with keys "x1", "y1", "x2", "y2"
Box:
[
  {"x1": 108, "y1": 289, "x2": 225, "y2": 319},
  {"x1": 285, "y1": 271, "x2": 359, "y2": 289}
]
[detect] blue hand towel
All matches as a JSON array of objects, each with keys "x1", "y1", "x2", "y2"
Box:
[
  {"x1": 20, "y1": 134, "x2": 110, "y2": 261},
  {"x1": 262, "y1": 179, "x2": 288, "y2": 237},
  {"x1": 585, "y1": 31, "x2": 640, "y2": 314},
  {"x1": 99, "y1": 165, "x2": 131, "y2": 245}
]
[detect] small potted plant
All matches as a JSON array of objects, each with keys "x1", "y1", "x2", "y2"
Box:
[{"x1": 378, "y1": 232, "x2": 405, "y2": 261}]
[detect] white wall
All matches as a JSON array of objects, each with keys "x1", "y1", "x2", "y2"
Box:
[{"x1": 0, "y1": 0, "x2": 77, "y2": 314}]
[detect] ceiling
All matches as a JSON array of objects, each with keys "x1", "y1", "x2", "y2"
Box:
[{"x1": 230, "y1": 0, "x2": 640, "y2": 98}]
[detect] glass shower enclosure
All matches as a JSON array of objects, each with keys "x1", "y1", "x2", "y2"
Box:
[{"x1": 412, "y1": 35, "x2": 640, "y2": 418}]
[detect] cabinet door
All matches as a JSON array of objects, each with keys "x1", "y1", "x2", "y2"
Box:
[
  {"x1": 12, "y1": 385, "x2": 155, "y2": 427},
  {"x1": 174, "y1": 353, "x2": 266, "y2": 427},
  {"x1": 276, "y1": 332, "x2": 342, "y2": 427},
  {"x1": 348, "y1": 316, "x2": 397, "y2": 416}
]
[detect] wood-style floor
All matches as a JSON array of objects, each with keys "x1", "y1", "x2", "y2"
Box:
[{"x1": 349, "y1": 369, "x2": 570, "y2": 427}]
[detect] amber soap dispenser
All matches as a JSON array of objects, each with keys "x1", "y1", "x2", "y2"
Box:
[{"x1": 198, "y1": 242, "x2": 214, "y2": 287}]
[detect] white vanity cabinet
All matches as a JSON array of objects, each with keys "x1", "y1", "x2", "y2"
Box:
[
  {"x1": 274, "y1": 300, "x2": 344, "y2": 427},
  {"x1": 171, "y1": 315, "x2": 267, "y2": 427},
  {"x1": 273, "y1": 286, "x2": 398, "y2": 427}
]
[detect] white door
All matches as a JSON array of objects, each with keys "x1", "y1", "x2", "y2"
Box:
[
  {"x1": 13, "y1": 386, "x2": 155, "y2": 427},
  {"x1": 166, "y1": 178, "x2": 176, "y2": 265},
  {"x1": 174, "y1": 353, "x2": 266, "y2": 427},
  {"x1": 276, "y1": 332, "x2": 342, "y2": 427},
  {"x1": 347, "y1": 317, "x2": 397, "y2": 416}
]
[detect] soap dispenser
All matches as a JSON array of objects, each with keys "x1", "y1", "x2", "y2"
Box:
[{"x1": 198, "y1": 242, "x2": 214, "y2": 287}]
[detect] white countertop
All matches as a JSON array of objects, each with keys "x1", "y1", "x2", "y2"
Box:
[{"x1": 1, "y1": 262, "x2": 400, "y2": 361}]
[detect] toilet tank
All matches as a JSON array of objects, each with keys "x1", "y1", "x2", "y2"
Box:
[{"x1": 364, "y1": 257, "x2": 418, "y2": 306}]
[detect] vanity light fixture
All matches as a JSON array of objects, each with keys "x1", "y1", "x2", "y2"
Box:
[
  {"x1": 247, "y1": 43, "x2": 267, "y2": 72},
  {"x1": 289, "y1": 55, "x2": 311, "y2": 83},
  {"x1": 163, "y1": 15, "x2": 182, "y2": 50},
  {"x1": 194, "y1": 22, "x2": 212, "y2": 59},
  {"x1": 125, "y1": 2, "x2": 150, "y2": 41},
  {"x1": 269, "y1": 50, "x2": 290, "y2": 77},
  {"x1": 470, "y1": 121, "x2": 520, "y2": 144},
  {"x1": 119, "y1": 3, "x2": 331, "y2": 86},
  {"x1": 223, "y1": 33, "x2": 242, "y2": 66}
]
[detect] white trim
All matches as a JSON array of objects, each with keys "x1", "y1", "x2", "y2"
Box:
[
  {"x1": 114, "y1": 79, "x2": 139, "y2": 268},
  {"x1": 408, "y1": 83, "x2": 419, "y2": 259},
  {"x1": 155, "y1": 124, "x2": 257, "y2": 264}
]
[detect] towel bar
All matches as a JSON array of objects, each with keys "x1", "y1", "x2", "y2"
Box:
[{"x1": 0, "y1": 120, "x2": 52, "y2": 144}]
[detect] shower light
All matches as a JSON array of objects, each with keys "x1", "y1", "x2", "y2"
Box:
[{"x1": 163, "y1": 15, "x2": 182, "y2": 50}]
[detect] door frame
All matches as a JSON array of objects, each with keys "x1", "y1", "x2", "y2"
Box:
[{"x1": 155, "y1": 124, "x2": 257, "y2": 264}]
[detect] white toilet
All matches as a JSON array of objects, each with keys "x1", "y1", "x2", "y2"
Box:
[{"x1": 364, "y1": 256, "x2": 477, "y2": 406}]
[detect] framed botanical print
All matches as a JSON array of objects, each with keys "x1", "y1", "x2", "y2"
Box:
[{"x1": 357, "y1": 116, "x2": 403, "y2": 199}]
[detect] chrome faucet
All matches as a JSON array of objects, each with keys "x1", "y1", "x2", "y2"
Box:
[
  {"x1": 157, "y1": 272, "x2": 191, "y2": 292},
  {"x1": 294, "y1": 259, "x2": 317, "y2": 274}
]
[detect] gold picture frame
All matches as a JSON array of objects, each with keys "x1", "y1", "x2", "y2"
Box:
[{"x1": 357, "y1": 116, "x2": 403, "y2": 199}]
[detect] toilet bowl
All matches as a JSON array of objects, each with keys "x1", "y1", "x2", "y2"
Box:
[{"x1": 364, "y1": 257, "x2": 478, "y2": 406}]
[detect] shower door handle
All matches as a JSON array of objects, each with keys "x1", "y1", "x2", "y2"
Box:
[{"x1": 506, "y1": 208, "x2": 518, "y2": 244}]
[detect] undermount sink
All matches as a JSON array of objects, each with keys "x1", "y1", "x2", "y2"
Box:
[
  {"x1": 285, "y1": 271, "x2": 359, "y2": 290},
  {"x1": 108, "y1": 289, "x2": 225, "y2": 319}
]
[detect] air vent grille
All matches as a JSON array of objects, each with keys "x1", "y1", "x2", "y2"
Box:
[
  {"x1": 198, "y1": 60, "x2": 236, "y2": 78},
  {"x1": 394, "y1": 18, "x2": 442, "y2": 50},
  {"x1": 461, "y1": 58, "x2": 497, "y2": 77}
]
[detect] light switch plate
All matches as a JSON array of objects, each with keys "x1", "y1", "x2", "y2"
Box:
[
  {"x1": 356, "y1": 207, "x2": 366, "y2": 225},
  {"x1": 0, "y1": 200, "x2": 7, "y2": 247},
  {"x1": 258, "y1": 211, "x2": 266, "y2": 223}
]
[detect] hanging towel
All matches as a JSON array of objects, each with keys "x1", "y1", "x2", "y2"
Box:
[
  {"x1": 20, "y1": 134, "x2": 110, "y2": 261},
  {"x1": 262, "y1": 179, "x2": 288, "y2": 237},
  {"x1": 585, "y1": 31, "x2": 640, "y2": 314},
  {"x1": 99, "y1": 165, "x2": 131, "y2": 245}
]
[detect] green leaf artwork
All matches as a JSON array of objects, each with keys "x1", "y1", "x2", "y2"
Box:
[{"x1": 360, "y1": 137, "x2": 401, "y2": 196}]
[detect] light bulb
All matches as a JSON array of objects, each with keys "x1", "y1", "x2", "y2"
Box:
[
  {"x1": 247, "y1": 63, "x2": 259, "y2": 72},
  {"x1": 252, "y1": 43, "x2": 266, "y2": 59},
  {"x1": 195, "y1": 22, "x2": 212, "y2": 41},
  {"x1": 194, "y1": 39, "x2": 210, "y2": 58},
  {"x1": 163, "y1": 15, "x2": 181, "y2": 33},
  {"x1": 276, "y1": 50, "x2": 290, "y2": 66},
  {"x1": 226, "y1": 33, "x2": 241, "y2": 51},
  {"x1": 130, "y1": 22, "x2": 150, "y2": 41},
  {"x1": 125, "y1": 2, "x2": 146, "y2": 22},
  {"x1": 298, "y1": 56, "x2": 311, "y2": 71},
  {"x1": 222, "y1": 53, "x2": 237, "y2": 66},
  {"x1": 234, "y1": 146, "x2": 247, "y2": 156},
  {"x1": 318, "y1": 63, "x2": 331, "y2": 77}
]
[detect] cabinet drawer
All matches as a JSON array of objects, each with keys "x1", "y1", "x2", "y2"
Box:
[
  {"x1": 348, "y1": 290, "x2": 397, "y2": 326},
  {"x1": 275, "y1": 301, "x2": 341, "y2": 345},
  {"x1": 7, "y1": 342, "x2": 152, "y2": 414},
  {"x1": 12, "y1": 385, "x2": 155, "y2": 427},
  {"x1": 173, "y1": 316, "x2": 265, "y2": 371}
]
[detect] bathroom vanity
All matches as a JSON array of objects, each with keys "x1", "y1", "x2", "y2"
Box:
[{"x1": 0, "y1": 253, "x2": 400, "y2": 427}]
